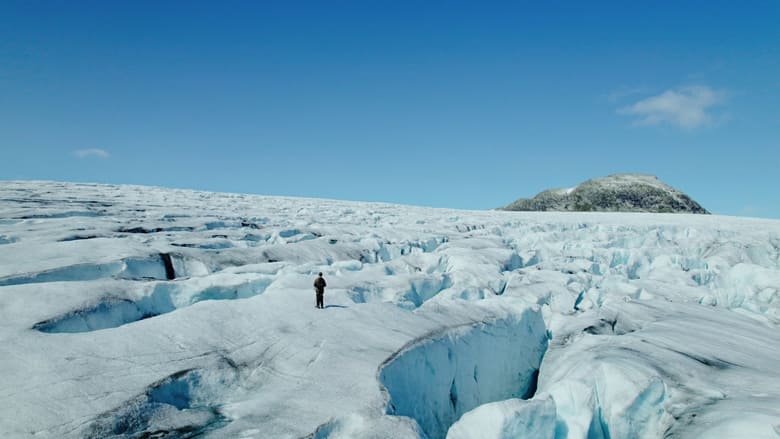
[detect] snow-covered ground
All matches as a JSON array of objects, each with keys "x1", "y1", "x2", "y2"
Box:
[{"x1": 1, "y1": 181, "x2": 779, "y2": 439}]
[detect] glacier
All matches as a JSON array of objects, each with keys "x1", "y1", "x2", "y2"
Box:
[{"x1": 0, "y1": 180, "x2": 779, "y2": 438}]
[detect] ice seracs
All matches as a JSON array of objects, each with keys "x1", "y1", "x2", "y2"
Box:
[{"x1": 0, "y1": 180, "x2": 779, "y2": 438}]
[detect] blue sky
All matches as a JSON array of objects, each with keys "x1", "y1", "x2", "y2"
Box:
[{"x1": 1, "y1": 1, "x2": 779, "y2": 218}]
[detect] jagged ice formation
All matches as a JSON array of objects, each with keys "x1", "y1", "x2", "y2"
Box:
[{"x1": 1, "y1": 181, "x2": 779, "y2": 439}]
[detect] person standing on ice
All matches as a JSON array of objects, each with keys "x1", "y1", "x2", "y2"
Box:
[{"x1": 313, "y1": 272, "x2": 327, "y2": 309}]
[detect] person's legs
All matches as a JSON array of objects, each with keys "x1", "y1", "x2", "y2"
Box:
[{"x1": 316, "y1": 292, "x2": 323, "y2": 308}]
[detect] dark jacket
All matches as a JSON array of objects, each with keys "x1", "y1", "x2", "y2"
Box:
[{"x1": 314, "y1": 276, "x2": 326, "y2": 294}]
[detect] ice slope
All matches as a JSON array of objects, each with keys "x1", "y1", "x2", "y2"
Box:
[{"x1": 1, "y1": 180, "x2": 779, "y2": 439}]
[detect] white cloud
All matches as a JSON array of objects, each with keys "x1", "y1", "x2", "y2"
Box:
[
  {"x1": 618, "y1": 85, "x2": 726, "y2": 129},
  {"x1": 73, "y1": 148, "x2": 110, "y2": 159}
]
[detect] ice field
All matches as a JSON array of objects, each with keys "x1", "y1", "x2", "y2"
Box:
[{"x1": 1, "y1": 181, "x2": 779, "y2": 438}]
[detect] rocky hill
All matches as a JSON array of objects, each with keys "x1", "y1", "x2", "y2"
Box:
[{"x1": 501, "y1": 174, "x2": 709, "y2": 213}]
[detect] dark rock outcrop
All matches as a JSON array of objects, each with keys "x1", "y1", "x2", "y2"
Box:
[{"x1": 501, "y1": 174, "x2": 709, "y2": 214}]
